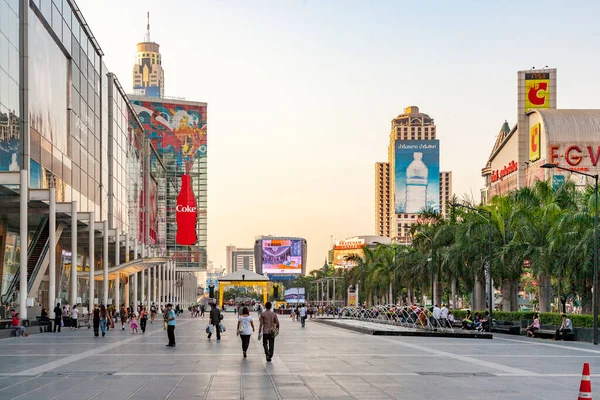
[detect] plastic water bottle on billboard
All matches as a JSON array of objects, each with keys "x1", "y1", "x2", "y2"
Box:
[{"x1": 405, "y1": 152, "x2": 428, "y2": 213}]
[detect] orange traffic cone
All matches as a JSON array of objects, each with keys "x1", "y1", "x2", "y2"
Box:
[{"x1": 578, "y1": 362, "x2": 592, "y2": 400}]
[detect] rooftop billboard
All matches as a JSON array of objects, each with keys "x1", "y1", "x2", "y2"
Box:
[
  {"x1": 261, "y1": 239, "x2": 303, "y2": 274},
  {"x1": 394, "y1": 140, "x2": 440, "y2": 214}
]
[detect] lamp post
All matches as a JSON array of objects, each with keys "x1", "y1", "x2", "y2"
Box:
[
  {"x1": 542, "y1": 163, "x2": 599, "y2": 345},
  {"x1": 452, "y1": 203, "x2": 493, "y2": 332}
]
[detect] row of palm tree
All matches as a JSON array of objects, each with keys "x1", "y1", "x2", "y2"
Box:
[{"x1": 300, "y1": 180, "x2": 598, "y2": 313}]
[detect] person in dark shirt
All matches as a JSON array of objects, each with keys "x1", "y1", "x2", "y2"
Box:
[
  {"x1": 53, "y1": 303, "x2": 62, "y2": 333},
  {"x1": 92, "y1": 304, "x2": 100, "y2": 337},
  {"x1": 208, "y1": 303, "x2": 222, "y2": 341}
]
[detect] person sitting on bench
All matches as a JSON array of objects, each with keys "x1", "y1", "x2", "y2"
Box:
[
  {"x1": 554, "y1": 314, "x2": 573, "y2": 340},
  {"x1": 11, "y1": 313, "x2": 26, "y2": 337}
]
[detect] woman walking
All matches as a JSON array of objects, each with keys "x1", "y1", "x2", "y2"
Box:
[
  {"x1": 70, "y1": 305, "x2": 79, "y2": 330},
  {"x1": 237, "y1": 307, "x2": 255, "y2": 358},
  {"x1": 92, "y1": 304, "x2": 100, "y2": 337},
  {"x1": 99, "y1": 305, "x2": 108, "y2": 337},
  {"x1": 140, "y1": 306, "x2": 148, "y2": 333}
]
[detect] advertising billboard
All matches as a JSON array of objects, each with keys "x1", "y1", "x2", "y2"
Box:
[
  {"x1": 332, "y1": 239, "x2": 365, "y2": 268},
  {"x1": 394, "y1": 140, "x2": 440, "y2": 214},
  {"x1": 284, "y1": 288, "x2": 306, "y2": 303},
  {"x1": 525, "y1": 73, "x2": 550, "y2": 111},
  {"x1": 530, "y1": 123, "x2": 541, "y2": 162},
  {"x1": 261, "y1": 239, "x2": 303, "y2": 274},
  {"x1": 131, "y1": 99, "x2": 207, "y2": 172}
]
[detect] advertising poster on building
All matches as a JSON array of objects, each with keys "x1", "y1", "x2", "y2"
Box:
[
  {"x1": 332, "y1": 239, "x2": 365, "y2": 268},
  {"x1": 530, "y1": 123, "x2": 541, "y2": 162},
  {"x1": 394, "y1": 140, "x2": 440, "y2": 214},
  {"x1": 139, "y1": 175, "x2": 159, "y2": 244},
  {"x1": 131, "y1": 100, "x2": 207, "y2": 171},
  {"x1": 262, "y1": 239, "x2": 303, "y2": 274},
  {"x1": 525, "y1": 73, "x2": 550, "y2": 111},
  {"x1": 284, "y1": 288, "x2": 306, "y2": 303}
]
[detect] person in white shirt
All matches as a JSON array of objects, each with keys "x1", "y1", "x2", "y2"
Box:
[
  {"x1": 236, "y1": 307, "x2": 255, "y2": 358},
  {"x1": 440, "y1": 304, "x2": 449, "y2": 328},
  {"x1": 432, "y1": 305, "x2": 442, "y2": 328},
  {"x1": 299, "y1": 305, "x2": 307, "y2": 327},
  {"x1": 70, "y1": 305, "x2": 79, "y2": 330}
]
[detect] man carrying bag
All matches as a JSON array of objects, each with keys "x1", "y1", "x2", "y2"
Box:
[
  {"x1": 208, "y1": 303, "x2": 222, "y2": 341},
  {"x1": 259, "y1": 302, "x2": 280, "y2": 362}
]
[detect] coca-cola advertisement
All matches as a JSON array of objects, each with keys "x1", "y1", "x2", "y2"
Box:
[{"x1": 176, "y1": 174, "x2": 197, "y2": 245}]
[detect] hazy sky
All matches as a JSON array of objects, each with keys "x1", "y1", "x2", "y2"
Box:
[{"x1": 78, "y1": 0, "x2": 600, "y2": 273}]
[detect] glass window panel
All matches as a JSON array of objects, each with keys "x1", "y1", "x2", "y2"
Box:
[
  {"x1": 0, "y1": 69, "x2": 8, "y2": 107},
  {"x1": 62, "y1": 0, "x2": 71, "y2": 28},
  {"x1": 7, "y1": 8, "x2": 17, "y2": 47},
  {"x1": 53, "y1": 0, "x2": 62, "y2": 13},
  {"x1": 71, "y1": 136, "x2": 79, "y2": 165},
  {"x1": 51, "y1": 4, "x2": 62, "y2": 40},
  {"x1": 87, "y1": 83, "x2": 93, "y2": 106},
  {"x1": 79, "y1": 78, "x2": 87, "y2": 105},
  {"x1": 71, "y1": 34, "x2": 78, "y2": 66},
  {"x1": 9, "y1": 44, "x2": 17, "y2": 81},
  {"x1": 8, "y1": 78, "x2": 17, "y2": 115},
  {"x1": 71, "y1": 89, "x2": 80, "y2": 114},
  {"x1": 41, "y1": 137, "x2": 52, "y2": 170},
  {"x1": 40, "y1": 0, "x2": 52, "y2": 24},
  {"x1": 80, "y1": 171, "x2": 87, "y2": 196},
  {"x1": 72, "y1": 165, "x2": 80, "y2": 191},
  {"x1": 0, "y1": 34, "x2": 6, "y2": 73},
  {"x1": 62, "y1": 158, "x2": 71, "y2": 185},
  {"x1": 62, "y1": 20, "x2": 71, "y2": 53},
  {"x1": 52, "y1": 151, "x2": 63, "y2": 179},
  {"x1": 0, "y1": 2, "x2": 7, "y2": 39},
  {"x1": 30, "y1": 129, "x2": 41, "y2": 163}
]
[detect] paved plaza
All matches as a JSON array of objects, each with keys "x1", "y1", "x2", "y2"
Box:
[{"x1": 0, "y1": 313, "x2": 599, "y2": 399}]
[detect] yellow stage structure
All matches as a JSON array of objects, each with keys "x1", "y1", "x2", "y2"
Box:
[{"x1": 217, "y1": 269, "x2": 271, "y2": 306}]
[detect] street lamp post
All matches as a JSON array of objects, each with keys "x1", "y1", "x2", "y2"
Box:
[
  {"x1": 452, "y1": 203, "x2": 493, "y2": 332},
  {"x1": 542, "y1": 163, "x2": 599, "y2": 345}
]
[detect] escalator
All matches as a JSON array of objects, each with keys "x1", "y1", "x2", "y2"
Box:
[{"x1": 1, "y1": 217, "x2": 50, "y2": 305}]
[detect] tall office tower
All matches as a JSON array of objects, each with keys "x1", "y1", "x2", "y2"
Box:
[
  {"x1": 439, "y1": 171, "x2": 453, "y2": 218},
  {"x1": 375, "y1": 106, "x2": 452, "y2": 242},
  {"x1": 132, "y1": 13, "x2": 165, "y2": 97},
  {"x1": 226, "y1": 246, "x2": 255, "y2": 274},
  {"x1": 375, "y1": 162, "x2": 391, "y2": 237}
]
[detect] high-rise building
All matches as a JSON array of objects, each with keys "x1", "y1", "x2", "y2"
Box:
[
  {"x1": 375, "y1": 106, "x2": 453, "y2": 242},
  {"x1": 226, "y1": 246, "x2": 255, "y2": 274},
  {"x1": 375, "y1": 162, "x2": 391, "y2": 237},
  {"x1": 132, "y1": 13, "x2": 165, "y2": 98}
]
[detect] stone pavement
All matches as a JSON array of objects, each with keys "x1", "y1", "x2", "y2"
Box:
[{"x1": 0, "y1": 312, "x2": 598, "y2": 399}]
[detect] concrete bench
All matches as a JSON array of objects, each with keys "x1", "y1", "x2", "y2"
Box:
[
  {"x1": 524, "y1": 325, "x2": 575, "y2": 341},
  {"x1": 492, "y1": 321, "x2": 521, "y2": 335}
]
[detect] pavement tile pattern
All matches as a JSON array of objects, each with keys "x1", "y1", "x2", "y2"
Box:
[{"x1": 0, "y1": 312, "x2": 598, "y2": 399}]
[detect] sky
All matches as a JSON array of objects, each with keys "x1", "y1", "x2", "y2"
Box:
[{"x1": 78, "y1": 0, "x2": 600, "y2": 274}]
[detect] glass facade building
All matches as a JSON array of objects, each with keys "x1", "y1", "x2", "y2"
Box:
[{"x1": 0, "y1": 0, "x2": 194, "y2": 315}]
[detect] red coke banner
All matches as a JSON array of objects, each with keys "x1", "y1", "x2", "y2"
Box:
[{"x1": 176, "y1": 174, "x2": 197, "y2": 245}]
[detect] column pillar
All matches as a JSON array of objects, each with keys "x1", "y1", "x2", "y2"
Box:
[
  {"x1": 158, "y1": 263, "x2": 162, "y2": 312},
  {"x1": 153, "y1": 265, "x2": 157, "y2": 307},
  {"x1": 141, "y1": 268, "x2": 145, "y2": 308},
  {"x1": 115, "y1": 231, "x2": 120, "y2": 308},
  {"x1": 49, "y1": 186, "x2": 56, "y2": 313},
  {"x1": 133, "y1": 240, "x2": 138, "y2": 307},
  {"x1": 124, "y1": 277, "x2": 130, "y2": 309},
  {"x1": 88, "y1": 211, "x2": 94, "y2": 313},
  {"x1": 103, "y1": 220, "x2": 108, "y2": 306},
  {"x1": 147, "y1": 266, "x2": 151, "y2": 309},
  {"x1": 20, "y1": 170, "x2": 29, "y2": 319},
  {"x1": 70, "y1": 200, "x2": 78, "y2": 308}
]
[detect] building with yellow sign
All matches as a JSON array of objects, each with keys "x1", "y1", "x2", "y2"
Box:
[{"x1": 482, "y1": 68, "x2": 600, "y2": 202}]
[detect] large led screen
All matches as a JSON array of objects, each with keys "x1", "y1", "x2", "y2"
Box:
[
  {"x1": 394, "y1": 140, "x2": 440, "y2": 214},
  {"x1": 262, "y1": 239, "x2": 303, "y2": 274}
]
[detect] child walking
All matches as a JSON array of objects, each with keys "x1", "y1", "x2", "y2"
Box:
[{"x1": 131, "y1": 314, "x2": 138, "y2": 334}]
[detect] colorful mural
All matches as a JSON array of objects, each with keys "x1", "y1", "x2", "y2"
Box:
[{"x1": 131, "y1": 100, "x2": 207, "y2": 172}]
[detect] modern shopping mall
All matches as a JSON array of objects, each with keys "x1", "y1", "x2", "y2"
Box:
[{"x1": 0, "y1": 0, "x2": 202, "y2": 320}]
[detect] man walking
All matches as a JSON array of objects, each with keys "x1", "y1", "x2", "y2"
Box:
[
  {"x1": 259, "y1": 302, "x2": 280, "y2": 362},
  {"x1": 166, "y1": 303, "x2": 176, "y2": 347},
  {"x1": 300, "y1": 304, "x2": 307, "y2": 328},
  {"x1": 53, "y1": 303, "x2": 62, "y2": 332},
  {"x1": 208, "y1": 303, "x2": 221, "y2": 341}
]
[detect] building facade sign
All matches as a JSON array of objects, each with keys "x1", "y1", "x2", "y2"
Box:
[
  {"x1": 491, "y1": 161, "x2": 518, "y2": 183},
  {"x1": 530, "y1": 123, "x2": 541, "y2": 161},
  {"x1": 549, "y1": 144, "x2": 600, "y2": 168},
  {"x1": 525, "y1": 73, "x2": 551, "y2": 111},
  {"x1": 176, "y1": 174, "x2": 197, "y2": 245}
]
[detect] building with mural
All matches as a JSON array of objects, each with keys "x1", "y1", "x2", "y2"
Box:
[
  {"x1": 481, "y1": 68, "x2": 600, "y2": 201},
  {"x1": 0, "y1": 0, "x2": 197, "y2": 319},
  {"x1": 129, "y1": 96, "x2": 208, "y2": 270}
]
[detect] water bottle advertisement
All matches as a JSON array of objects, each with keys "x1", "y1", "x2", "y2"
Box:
[{"x1": 394, "y1": 140, "x2": 440, "y2": 214}]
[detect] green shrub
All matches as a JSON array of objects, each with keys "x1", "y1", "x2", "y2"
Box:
[{"x1": 450, "y1": 310, "x2": 594, "y2": 328}]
